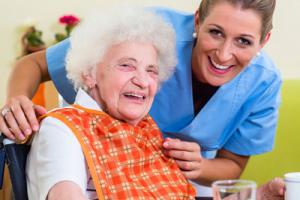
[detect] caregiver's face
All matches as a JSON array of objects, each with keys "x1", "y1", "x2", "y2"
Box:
[
  {"x1": 192, "y1": 1, "x2": 269, "y2": 86},
  {"x1": 95, "y1": 42, "x2": 159, "y2": 125}
]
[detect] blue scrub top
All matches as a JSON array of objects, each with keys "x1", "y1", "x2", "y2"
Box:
[{"x1": 46, "y1": 7, "x2": 282, "y2": 158}]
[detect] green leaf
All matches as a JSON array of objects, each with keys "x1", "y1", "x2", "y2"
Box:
[
  {"x1": 26, "y1": 30, "x2": 45, "y2": 46},
  {"x1": 55, "y1": 33, "x2": 68, "y2": 43}
]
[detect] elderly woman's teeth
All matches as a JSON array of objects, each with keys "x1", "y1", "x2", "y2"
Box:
[{"x1": 124, "y1": 92, "x2": 145, "y2": 99}]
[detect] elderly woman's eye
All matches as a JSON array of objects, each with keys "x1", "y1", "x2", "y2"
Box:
[
  {"x1": 119, "y1": 63, "x2": 136, "y2": 69},
  {"x1": 120, "y1": 63, "x2": 130, "y2": 67},
  {"x1": 147, "y1": 66, "x2": 159, "y2": 75},
  {"x1": 148, "y1": 69, "x2": 158, "y2": 74}
]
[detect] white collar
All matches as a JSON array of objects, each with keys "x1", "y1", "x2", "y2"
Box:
[{"x1": 74, "y1": 88, "x2": 104, "y2": 111}]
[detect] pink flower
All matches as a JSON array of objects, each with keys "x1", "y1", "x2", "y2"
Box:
[{"x1": 59, "y1": 15, "x2": 80, "y2": 26}]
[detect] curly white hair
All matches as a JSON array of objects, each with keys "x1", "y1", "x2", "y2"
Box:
[{"x1": 66, "y1": 6, "x2": 177, "y2": 90}]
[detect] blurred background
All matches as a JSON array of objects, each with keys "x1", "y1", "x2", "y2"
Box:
[{"x1": 0, "y1": 0, "x2": 299, "y2": 199}]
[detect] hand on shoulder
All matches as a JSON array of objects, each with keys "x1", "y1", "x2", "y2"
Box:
[{"x1": 0, "y1": 95, "x2": 46, "y2": 141}]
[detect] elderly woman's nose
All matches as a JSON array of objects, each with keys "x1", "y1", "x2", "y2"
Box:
[{"x1": 132, "y1": 71, "x2": 150, "y2": 88}]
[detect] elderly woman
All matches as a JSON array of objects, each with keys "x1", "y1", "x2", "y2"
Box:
[{"x1": 26, "y1": 8, "x2": 195, "y2": 200}]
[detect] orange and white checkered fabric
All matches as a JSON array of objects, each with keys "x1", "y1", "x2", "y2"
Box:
[{"x1": 44, "y1": 105, "x2": 195, "y2": 199}]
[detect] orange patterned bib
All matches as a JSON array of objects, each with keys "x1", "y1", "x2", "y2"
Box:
[{"x1": 43, "y1": 105, "x2": 195, "y2": 199}]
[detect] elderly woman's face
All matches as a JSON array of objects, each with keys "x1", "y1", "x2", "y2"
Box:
[
  {"x1": 92, "y1": 42, "x2": 159, "y2": 125},
  {"x1": 192, "y1": 1, "x2": 270, "y2": 86}
]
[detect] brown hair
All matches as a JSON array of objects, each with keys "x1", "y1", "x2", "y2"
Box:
[{"x1": 198, "y1": 0, "x2": 276, "y2": 43}]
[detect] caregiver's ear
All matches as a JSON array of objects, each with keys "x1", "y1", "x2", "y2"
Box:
[
  {"x1": 260, "y1": 32, "x2": 271, "y2": 48},
  {"x1": 194, "y1": 10, "x2": 201, "y2": 34},
  {"x1": 82, "y1": 73, "x2": 96, "y2": 89}
]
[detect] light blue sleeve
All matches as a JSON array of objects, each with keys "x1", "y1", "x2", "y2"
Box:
[
  {"x1": 46, "y1": 39, "x2": 76, "y2": 104},
  {"x1": 223, "y1": 73, "x2": 282, "y2": 155}
]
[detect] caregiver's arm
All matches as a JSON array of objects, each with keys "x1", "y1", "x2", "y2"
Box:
[
  {"x1": 8, "y1": 50, "x2": 50, "y2": 98},
  {"x1": 199, "y1": 149, "x2": 249, "y2": 185},
  {"x1": 163, "y1": 138, "x2": 249, "y2": 186},
  {"x1": 0, "y1": 50, "x2": 48, "y2": 140}
]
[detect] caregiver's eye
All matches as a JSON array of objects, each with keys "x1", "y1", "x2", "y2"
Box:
[
  {"x1": 237, "y1": 37, "x2": 252, "y2": 47},
  {"x1": 209, "y1": 28, "x2": 223, "y2": 38}
]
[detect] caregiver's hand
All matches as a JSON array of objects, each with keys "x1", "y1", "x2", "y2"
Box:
[
  {"x1": 0, "y1": 95, "x2": 47, "y2": 140},
  {"x1": 163, "y1": 137, "x2": 204, "y2": 180}
]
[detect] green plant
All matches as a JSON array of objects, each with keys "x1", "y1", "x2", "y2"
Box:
[{"x1": 24, "y1": 26, "x2": 45, "y2": 47}]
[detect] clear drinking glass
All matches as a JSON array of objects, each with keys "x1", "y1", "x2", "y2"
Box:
[{"x1": 212, "y1": 179, "x2": 256, "y2": 200}]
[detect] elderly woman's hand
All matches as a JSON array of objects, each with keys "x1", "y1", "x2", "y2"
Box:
[
  {"x1": 0, "y1": 95, "x2": 46, "y2": 140},
  {"x1": 256, "y1": 177, "x2": 285, "y2": 200},
  {"x1": 162, "y1": 137, "x2": 204, "y2": 180}
]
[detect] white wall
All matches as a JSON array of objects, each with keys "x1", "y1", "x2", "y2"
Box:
[
  {"x1": 264, "y1": 0, "x2": 300, "y2": 79},
  {"x1": 0, "y1": 0, "x2": 299, "y2": 106}
]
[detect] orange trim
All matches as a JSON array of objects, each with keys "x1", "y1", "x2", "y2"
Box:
[
  {"x1": 43, "y1": 112, "x2": 105, "y2": 200},
  {"x1": 72, "y1": 104, "x2": 106, "y2": 115}
]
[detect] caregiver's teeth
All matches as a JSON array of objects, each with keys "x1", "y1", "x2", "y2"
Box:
[{"x1": 211, "y1": 59, "x2": 231, "y2": 70}]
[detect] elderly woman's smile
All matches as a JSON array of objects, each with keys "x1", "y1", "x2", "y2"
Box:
[{"x1": 123, "y1": 91, "x2": 146, "y2": 101}]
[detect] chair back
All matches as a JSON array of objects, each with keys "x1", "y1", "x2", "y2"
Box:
[{"x1": 0, "y1": 136, "x2": 30, "y2": 200}]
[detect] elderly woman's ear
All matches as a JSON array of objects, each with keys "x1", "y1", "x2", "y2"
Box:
[{"x1": 82, "y1": 73, "x2": 96, "y2": 90}]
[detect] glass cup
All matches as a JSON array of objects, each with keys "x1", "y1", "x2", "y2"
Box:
[{"x1": 212, "y1": 179, "x2": 256, "y2": 200}]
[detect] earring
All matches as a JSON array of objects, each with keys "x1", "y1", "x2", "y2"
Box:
[
  {"x1": 89, "y1": 84, "x2": 95, "y2": 89},
  {"x1": 84, "y1": 84, "x2": 94, "y2": 91},
  {"x1": 192, "y1": 32, "x2": 197, "y2": 39}
]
